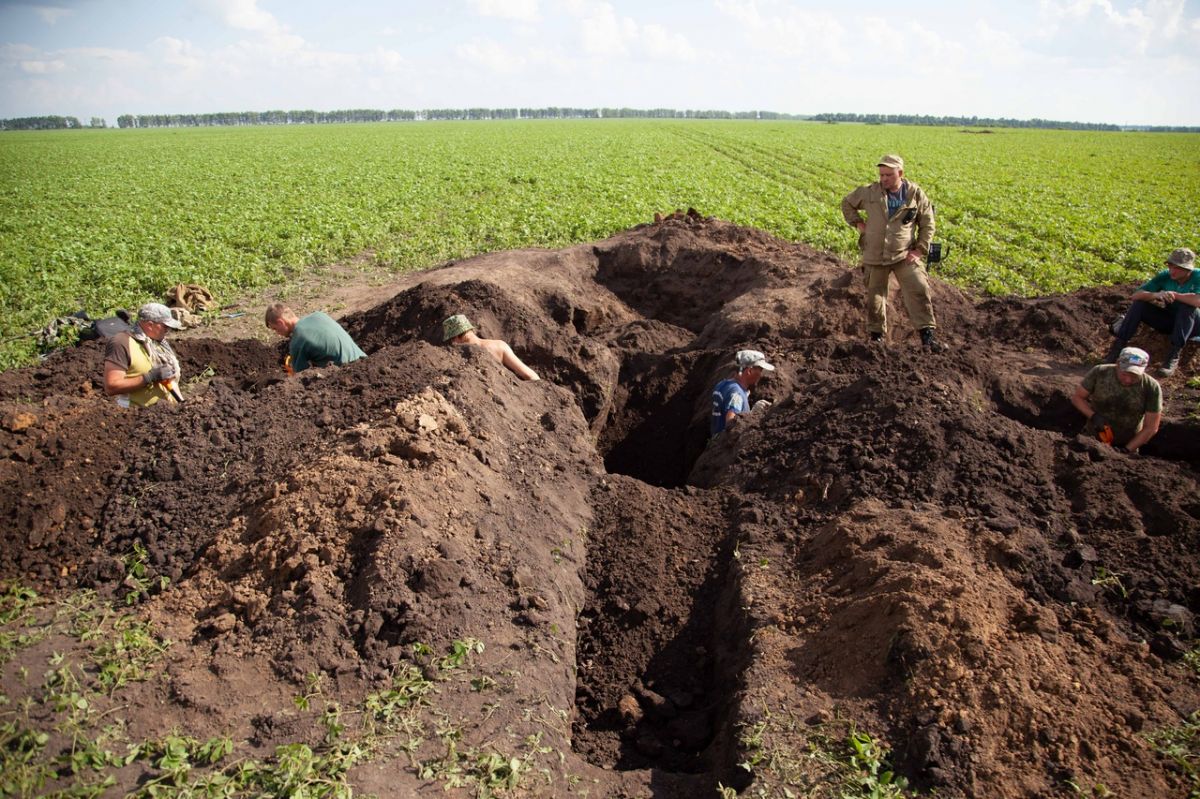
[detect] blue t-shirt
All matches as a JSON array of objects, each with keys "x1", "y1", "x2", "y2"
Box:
[
  {"x1": 1139, "y1": 268, "x2": 1200, "y2": 295},
  {"x1": 886, "y1": 182, "x2": 908, "y2": 218},
  {"x1": 710, "y1": 379, "x2": 749, "y2": 437}
]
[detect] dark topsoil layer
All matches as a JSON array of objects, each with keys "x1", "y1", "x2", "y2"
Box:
[{"x1": 1, "y1": 213, "x2": 1198, "y2": 798}]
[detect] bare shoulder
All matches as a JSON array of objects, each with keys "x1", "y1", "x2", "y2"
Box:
[{"x1": 478, "y1": 338, "x2": 510, "y2": 363}]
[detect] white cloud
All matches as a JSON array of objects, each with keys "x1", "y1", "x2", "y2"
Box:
[
  {"x1": 578, "y1": 3, "x2": 634, "y2": 56},
  {"x1": 365, "y1": 47, "x2": 407, "y2": 73},
  {"x1": 20, "y1": 58, "x2": 66, "y2": 74},
  {"x1": 717, "y1": 0, "x2": 848, "y2": 63},
  {"x1": 1036, "y1": 0, "x2": 1192, "y2": 53},
  {"x1": 568, "y1": 1, "x2": 695, "y2": 61},
  {"x1": 973, "y1": 21, "x2": 1027, "y2": 68},
  {"x1": 0, "y1": 43, "x2": 40, "y2": 61},
  {"x1": 640, "y1": 24, "x2": 696, "y2": 61},
  {"x1": 456, "y1": 38, "x2": 526, "y2": 72},
  {"x1": 68, "y1": 47, "x2": 147, "y2": 68},
  {"x1": 150, "y1": 37, "x2": 205, "y2": 71},
  {"x1": 197, "y1": 0, "x2": 305, "y2": 52},
  {"x1": 33, "y1": 5, "x2": 71, "y2": 25},
  {"x1": 200, "y1": 0, "x2": 277, "y2": 33},
  {"x1": 468, "y1": 0, "x2": 540, "y2": 23}
]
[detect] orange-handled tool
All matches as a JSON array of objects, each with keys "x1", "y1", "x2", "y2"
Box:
[{"x1": 159, "y1": 377, "x2": 184, "y2": 403}]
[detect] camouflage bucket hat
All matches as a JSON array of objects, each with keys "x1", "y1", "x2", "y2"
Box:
[
  {"x1": 442, "y1": 314, "x2": 475, "y2": 342},
  {"x1": 1166, "y1": 248, "x2": 1196, "y2": 271}
]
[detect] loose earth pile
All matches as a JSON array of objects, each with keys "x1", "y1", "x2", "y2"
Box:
[{"x1": 2, "y1": 214, "x2": 1198, "y2": 798}]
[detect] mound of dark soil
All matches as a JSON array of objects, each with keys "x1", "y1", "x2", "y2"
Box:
[{"x1": 2, "y1": 214, "x2": 1198, "y2": 798}]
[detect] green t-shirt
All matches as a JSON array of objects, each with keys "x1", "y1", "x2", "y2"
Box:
[
  {"x1": 1081, "y1": 365, "x2": 1162, "y2": 445},
  {"x1": 1139, "y1": 268, "x2": 1200, "y2": 294},
  {"x1": 290, "y1": 312, "x2": 366, "y2": 372}
]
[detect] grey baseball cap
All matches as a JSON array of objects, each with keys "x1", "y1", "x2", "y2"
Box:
[
  {"x1": 138, "y1": 302, "x2": 182, "y2": 329},
  {"x1": 735, "y1": 350, "x2": 775, "y2": 371},
  {"x1": 1118, "y1": 347, "x2": 1150, "y2": 376}
]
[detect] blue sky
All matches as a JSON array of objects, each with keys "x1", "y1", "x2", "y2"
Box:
[{"x1": 1, "y1": 0, "x2": 1198, "y2": 125}]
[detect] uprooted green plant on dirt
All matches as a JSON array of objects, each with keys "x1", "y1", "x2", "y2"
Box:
[
  {"x1": 0, "y1": 592, "x2": 550, "y2": 799},
  {"x1": 721, "y1": 705, "x2": 911, "y2": 798},
  {"x1": 1091, "y1": 566, "x2": 1129, "y2": 599},
  {"x1": 120, "y1": 541, "x2": 170, "y2": 605},
  {"x1": 1145, "y1": 712, "x2": 1200, "y2": 799},
  {"x1": 1184, "y1": 644, "x2": 1200, "y2": 679}
]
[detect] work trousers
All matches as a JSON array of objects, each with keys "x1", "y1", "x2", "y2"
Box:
[
  {"x1": 864, "y1": 258, "x2": 936, "y2": 335},
  {"x1": 1115, "y1": 300, "x2": 1200, "y2": 348}
]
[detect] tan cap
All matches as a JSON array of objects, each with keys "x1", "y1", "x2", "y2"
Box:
[{"x1": 877, "y1": 154, "x2": 905, "y2": 171}]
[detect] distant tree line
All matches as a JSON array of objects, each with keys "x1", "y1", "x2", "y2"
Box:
[
  {"x1": 812, "y1": 112, "x2": 1132, "y2": 131},
  {"x1": 0, "y1": 116, "x2": 107, "y2": 130},
  {"x1": 6, "y1": 109, "x2": 1195, "y2": 132},
  {"x1": 109, "y1": 107, "x2": 804, "y2": 128}
]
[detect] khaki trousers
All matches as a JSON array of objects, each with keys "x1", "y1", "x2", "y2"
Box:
[{"x1": 863, "y1": 258, "x2": 937, "y2": 335}]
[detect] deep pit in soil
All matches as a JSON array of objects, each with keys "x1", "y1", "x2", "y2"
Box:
[{"x1": 2, "y1": 215, "x2": 1199, "y2": 798}]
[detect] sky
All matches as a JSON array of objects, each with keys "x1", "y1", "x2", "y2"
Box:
[{"x1": 1, "y1": 0, "x2": 1198, "y2": 126}]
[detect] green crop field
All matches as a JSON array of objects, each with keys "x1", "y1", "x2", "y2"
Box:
[{"x1": 1, "y1": 119, "x2": 1198, "y2": 369}]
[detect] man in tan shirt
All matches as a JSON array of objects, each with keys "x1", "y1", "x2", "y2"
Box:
[{"x1": 841, "y1": 154, "x2": 945, "y2": 352}]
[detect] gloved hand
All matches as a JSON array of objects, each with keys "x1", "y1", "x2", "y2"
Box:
[
  {"x1": 144, "y1": 364, "x2": 177, "y2": 385},
  {"x1": 1090, "y1": 413, "x2": 1108, "y2": 431},
  {"x1": 752, "y1": 399, "x2": 772, "y2": 412}
]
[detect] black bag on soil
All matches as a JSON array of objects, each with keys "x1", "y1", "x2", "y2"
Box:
[{"x1": 79, "y1": 310, "x2": 133, "y2": 342}]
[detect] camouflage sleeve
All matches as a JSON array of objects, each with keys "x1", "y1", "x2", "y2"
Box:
[
  {"x1": 1146, "y1": 380, "x2": 1163, "y2": 414},
  {"x1": 1080, "y1": 366, "x2": 1100, "y2": 395}
]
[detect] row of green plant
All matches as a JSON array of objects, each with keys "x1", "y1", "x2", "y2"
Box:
[
  {"x1": 2, "y1": 121, "x2": 1197, "y2": 368},
  {"x1": 0, "y1": 571, "x2": 551, "y2": 798},
  {"x1": 722, "y1": 705, "x2": 910, "y2": 798}
]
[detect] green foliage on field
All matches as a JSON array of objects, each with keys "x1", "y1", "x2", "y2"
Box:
[{"x1": 1, "y1": 120, "x2": 1197, "y2": 369}]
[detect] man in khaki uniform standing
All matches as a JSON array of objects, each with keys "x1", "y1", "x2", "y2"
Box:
[{"x1": 841, "y1": 154, "x2": 945, "y2": 351}]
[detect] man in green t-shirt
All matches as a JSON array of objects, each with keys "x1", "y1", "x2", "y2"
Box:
[
  {"x1": 265, "y1": 304, "x2": 366, "y2": 374},
  {"x1": 1104, "y1": 247, "x2": 1200, "y2": 377},
  {"x1": 1071, "y1": 347, "x2": 1163, "y2": 453}
]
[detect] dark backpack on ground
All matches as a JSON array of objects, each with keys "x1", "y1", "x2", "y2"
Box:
[{"x1": 78, "y1": 309, "x2": 133, "y2": 342}]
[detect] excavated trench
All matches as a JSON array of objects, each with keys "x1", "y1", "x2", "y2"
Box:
[
  {"x1": 550, "y1": 337, "x2": 754, "y2": 780},
  {"x1": 570, "y1": 477, "x2": 747, "y2": 778}
]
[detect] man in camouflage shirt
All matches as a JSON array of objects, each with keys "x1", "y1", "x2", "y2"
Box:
[{"x1": 1071, "y1": 347, "x2": 1163, "y2": 453}]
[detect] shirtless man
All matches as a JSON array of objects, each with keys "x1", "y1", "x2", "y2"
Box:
[{"x1": 442, "y1": 314, "x2": 540, "y2": 381}]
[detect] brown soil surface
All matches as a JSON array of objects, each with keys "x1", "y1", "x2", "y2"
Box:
[{"x1": 2, "y1": 214, "x2": 1199, "y2": 798}]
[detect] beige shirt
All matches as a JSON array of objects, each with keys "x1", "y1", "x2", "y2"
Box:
[{"x1": 841, "y1": 180, "x2": 935, "y2": 266}]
